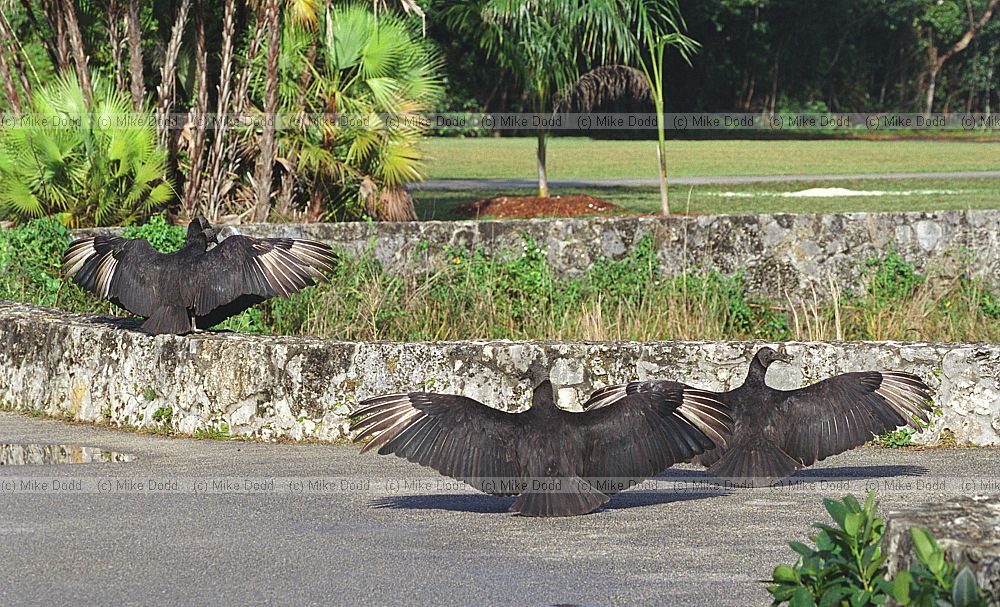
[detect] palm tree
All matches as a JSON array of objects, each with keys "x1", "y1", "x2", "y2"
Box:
[
  {"x1": 314, "y1": 4, "x2": 442, "y2": 221},
  {"x1": 126, "y1": 0, "x2": 144, "y2": 109},
  {"x1": 181, "y1": 0, "x2": 209, "y2": 212},
  {"x1": 632, "y1": 0, "x2": 698, "y2": 215},
  {"x1": 253, "y1": 0, "x2": 282, "y2": 222},
  {"x1": 155, "y1": 0, "x2": 192, "y2": 146},
  {"x1": 0, "y1": 19, "x2": 22, "y2": 112},
  {"x1": 246, "y1": 3, "x2": 442, "y2": 222},
  {"x1": 60, "y1": 0, "x2": 93, "y2": 103},
  {"x1": 0, "y1": 75, "x2": 173, "y2": 226},
  {"x1": 448, "y1": 0, "x2": 635, "y2": 198}
]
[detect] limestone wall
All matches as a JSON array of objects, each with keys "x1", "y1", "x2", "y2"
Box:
[
  {"x1": 78, "y1": 210, "x2": 1000, "y2": 300},
  {"x1": 2, "y1": 302, "x2": 998, "y2": 445}
]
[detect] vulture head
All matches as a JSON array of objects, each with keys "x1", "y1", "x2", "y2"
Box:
[
  {"x1": 187, "y1": 215, "x2": 220, "y2": 245},
  {"x1": 755, "y1": 346, "x2": 791, "y2": 369}
]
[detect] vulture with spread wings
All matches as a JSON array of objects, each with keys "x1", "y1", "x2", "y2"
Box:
[
  {"x1": 586, "y1": 347, "x2": 933, "y2": 485},
  {"x1": 351, "y1": 379, "x2": 733, "y2": 517},
  {"x1": 62, "y1": 216, "x2": 337, "y2": 335}
]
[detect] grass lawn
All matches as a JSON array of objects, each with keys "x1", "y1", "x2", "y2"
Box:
[
  {"x1": 412, "y1": 177, "x2": 1000, "y2": 220},
  {"x1": 422, "y1": 137, "x2": 1000, "y2": 180}
]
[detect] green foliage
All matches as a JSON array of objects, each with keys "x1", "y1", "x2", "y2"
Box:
[
  {"x1": 871, "y1": 427, "x2": 918, "y2": 448},
  {"x1": 0, "y1": 217, "x2": 98, "y2": 311},
  {"x1": 861, "y1": 248, "x2": 925, "y2": 305},
  {"x1": 768, "y1": 493, "x2": 986, "y2": 607},
  {"x1": 0, "y1": 74, "x2": 173, "y2": 227},
  {"x1": 768, "y1": 493, "x2": 892, "y2": 606},
  {"x1": 893, "y1": 529, "x2": 987, "y2": 607},
  {"x1": 250, "y1": 3, "x2": 444, "y2": 220},
  {"x1": 0, "y1": 215, "x2": 185, "y2": 313},
  {"x1": 152, "y1": 406, "x2": 172, "y2": 424},
  {"x1": 670, "y1": 270, "x2": 788, "y2": 340},
  {"x1": 121, "y1": 216, "x2": 186, "y2": 254},
  {"x1": 193, "y1": 424, "x2": 230, "y2": 440}
]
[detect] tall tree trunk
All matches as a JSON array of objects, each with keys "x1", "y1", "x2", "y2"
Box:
[
  {"x1": 536, "y1": 128, "x2": 548, "y2": 198},
  {"x1": 233, "y1": 9, "x2": 267, "y2": 116},
  {"x1": 205, "y1": 0, "x2": 236, "y2": 221},
  {"x1": 0, "y1": 15, "x2": 26, "y2": 112},
  {"x1": 253, "y1": 0, "x2": 280, "y2": 222},
  {"x1": 107, "y1": 0, "x2": 125, "y2": 93},
  {"x1": 40, "y1": 0, "x2": 71, "y2": 72},
  {"x1": 126, "y1": 0, "x2": 144, "y2": 110},
  {"x1": 182, "y1": 0, "x2": 209, "y2": 214},
  {"x1": 0, "y1": 44, "x2": 22, "y2": 112},
  {"x1": 924, "y1": 62, "x2": 939, "y2": 116},
  {"x1": 156, "y1": 0, "x2": 191, "y2": 146},
  {"x1": 61, "y1": 0, "x2": 92, "y2": 103},
  {"x1": 17, "y1": 0, "x2": 59, "y2": 69}
]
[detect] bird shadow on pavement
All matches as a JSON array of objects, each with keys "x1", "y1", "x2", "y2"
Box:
[
  {"x1": 370, "y1": 487, "x2": 730, "y2": 515},
  {"x1": 783, "y1": 464, "x2": 929, "y2": 483},
  {"x1": 371, "y1": 493, "x2": 516, "y2": 514},
  {"x1": 653, "y1": 464, "x2": 929, "y2": 490}
]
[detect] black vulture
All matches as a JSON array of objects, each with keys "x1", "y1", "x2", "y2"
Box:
[
  {"x1": 62, "y1": 216, "x2": 337, "y2": 335},
  {"x1": 585, "y1": 347, "x2": 933, "y2": 484},
  {"x1": 351, "y1": 378, "x2": 733, "y2": 517}
]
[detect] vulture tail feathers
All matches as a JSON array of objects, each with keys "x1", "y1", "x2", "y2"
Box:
[
  {"x1": 142, "y1": 306, "x2": 191, "y2": 335},
  {"x1": 708, "y1": 441, "x2": 800, "y2": 484},
  {"x1": 510, "y1": 478, "x2": 609, "y2": 517}
]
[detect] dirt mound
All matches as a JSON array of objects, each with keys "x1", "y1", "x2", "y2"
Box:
[{"x1": 455, "y1": 194, "x2": 628, "y2": 219}]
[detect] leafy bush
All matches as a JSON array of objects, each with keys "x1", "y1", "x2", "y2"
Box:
[
  {"x1": 860, "y1": 248, "x2": 926, "y2": 306},
  {"x1": 767, "y1": 492, "x2": 985, "y2": 607},
  {"x1": 0, "y1": 74, "x2": 173, "y2": 227},
  {"x1": 0, "y1": 217, "x2": 99, "y2": 311},
  {"x1": 120, "y1": 215, "x2": 186, "y2": 253}
]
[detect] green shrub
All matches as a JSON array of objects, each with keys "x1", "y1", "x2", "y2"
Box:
[
  {"x1": 121, "y1": 215, "x2": 186, "y2": 253},
  {"x1": 0, "y1": 217, "x2": 95, "y2": 310},
  {"x1": 0, "y1": 74, "x2": 173, "y2": 227},
  {"x1": 861, "y1": 248, "x2": 926, "y2": 305},
  {"x1": 767, "y1": 492, "x2": 985, "y2": 607}
]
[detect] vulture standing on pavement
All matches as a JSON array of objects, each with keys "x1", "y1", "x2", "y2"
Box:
[
  {"x1": 62, "y1": 216, "x2": 337, "y2": 335},
  {"x1": 585, "y1": 347, "x2": 933, "y2": 484},
  {"x1": 351, "y1": 378, "x2": 734, "y2": 517}
]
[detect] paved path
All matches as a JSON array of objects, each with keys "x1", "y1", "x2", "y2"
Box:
[
  {"x1": 2, "y1": 412, "x2": 998, "y2": 606},
  {"x1": 414, "y1": 170, "x2": 1000, "y2": 190}
]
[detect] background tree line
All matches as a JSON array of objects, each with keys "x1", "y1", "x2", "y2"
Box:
[
  {"x1": 0, "y1": 0, "x2": 996, "y2": 227},
  {"x1": 437, "y1": 0, "x2": 1000, "y2": 116}
]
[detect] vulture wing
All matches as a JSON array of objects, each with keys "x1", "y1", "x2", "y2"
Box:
[
  {"x1": 776, "y1": 371, "x2": 932, "y2": 468},
  {"x1": 191, "y1": 236, "x2": 337, "y2": 325},
  {"x1": 62, "y1": 236, "x2": 163, "y2": 318},
  {"x1": 350, "y1": 393, "x2": 526, "y2": 495},
  {"x1": 578, "y1": 381, "x2": 733, "y2": 487}
]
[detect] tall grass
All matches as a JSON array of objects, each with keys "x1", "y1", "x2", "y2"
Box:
[{"x1": 3, "y1": 218, "x2": 999, "y2": 343}]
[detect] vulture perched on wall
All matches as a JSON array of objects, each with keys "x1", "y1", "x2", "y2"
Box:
[
  {"x1": 351, "y1": 378, "x2": 734, "y2": 517},
  {"x1": 585, "y1": 347, "x2": 933, "y2": 485},
  {"x1": 62, "y1": 216, "x2": 337, "y2": 335}
]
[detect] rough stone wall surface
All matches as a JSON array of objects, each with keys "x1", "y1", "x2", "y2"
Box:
[
  {"x1": 885, "y1": 497, "x2": 1000, "y2": 605},
  {"x1": 2, "y1": 302, "x2": 999, "y2": 445},
  {"x1": 77, "y1": 210, "x2": 1000, "y2": 300}
]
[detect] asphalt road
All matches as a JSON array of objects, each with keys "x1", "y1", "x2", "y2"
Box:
[
  {"x1": 2, "y1": 412, "x2": 998, "y2": 606},
  {"x1": 413, "y1": 170, "x2": 1000, "y2": 190}
]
